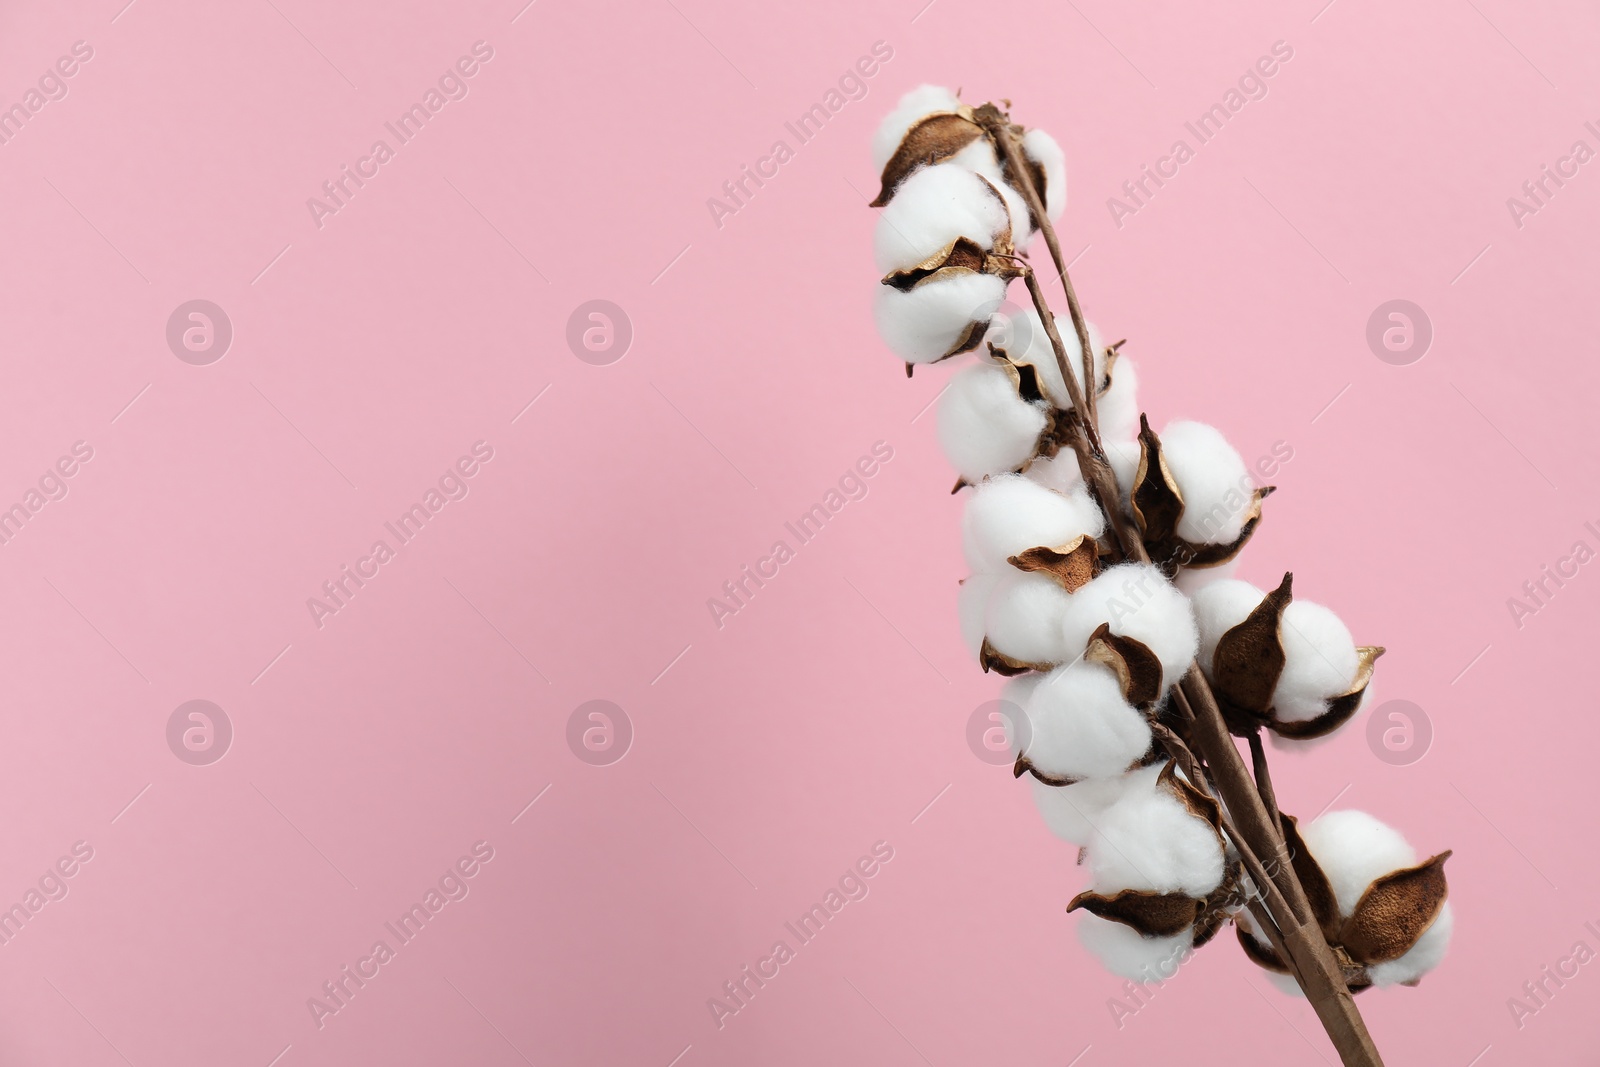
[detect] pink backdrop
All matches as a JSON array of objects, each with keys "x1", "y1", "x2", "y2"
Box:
[{"x1": 1, "y1": 0, "x2": 1596, "y2": 1063}]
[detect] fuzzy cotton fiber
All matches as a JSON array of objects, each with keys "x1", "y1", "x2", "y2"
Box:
[
  {"x1": 985, "y1": 571, "x2": 1074, "y2": 666},
  {"x1": 1301, "y1": 810, "x2": 1453, "y2": 988},
  {"x1": 1033, "y1": 764, "x2": 1165, "y2": 844},
  {"x1": 1022, "y1": 450, "x2": 1084, "y2": 495},
  {"x1": 870, "y1": 84, "x2": 962, "y2": 176},
  {"x1": 946, "y1": 138, "x2": 1035, "y2": 248},
  {"x1": 961, "y1": 474, "x2": 1104, "y2": 573},
  {"x1": 1060, "y1": 563, "x2": 1198, "y2": 693},
  {"x1": 874, "y1": 272, "x2": 1006, "y2": 365},
  {"x1": 1078, "y1": 913, "x2": 1193, "y2": 983},
  {"x1": 1190, "y1": 580, "x2": 1361, "y2": 724},
  {"x1": 1023, "y1": 661, "x2": 1151, "y2": 780},
  {"x1": 1159, "y1": 420, "x2": 1253, "y2": 544},
  {"x1": 1098, "y1": 355, "x2": 1140, "y2": 443},
  {"x1": 938, "y1": 363, "x2": 1048, "y2": 482},
  {"x1": 1086, "y1": 780, "x2": 1224, "y2": 897},
  {"x1": 1004, "y1": 309, "x2": 1106, "y2": 411},
  {"x1": 874, "y1": 164, "x2": 1013, "y2": 275}
]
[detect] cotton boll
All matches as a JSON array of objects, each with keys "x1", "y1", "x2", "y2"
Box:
[
  {"x1": 961, "y1": 474, "x2": 1104, "y2": 573},
  {"x1": 1021, "y1": 128, "x2": 1067, "y2": 220},
  {"x1": 874, "y1": 272, "x2": 1007, "y2": 365},
  {"x1": 1274, "y1": 600, "x2": 1360, "y2": 723},
  {"x1": 985, "y1": 571, "x2": 1073, "y2": 667},
  {"x1": 1023, "y1": 662, "x2": 1151, "y2": 780},
  {"x1": 1006, "y1": 310, "x2": 1106, "y2": 411},
  {"x1": 957, "y1": 573, "x2": 1000, "y2": 658},
  {"x1": 1097, "y1": 354, "x2": 1140, "y2": 443},
  {"x1": 1300, "y1": 810, "x2": 1418, "y2": 917},
  {"x1": 937, "y1": 363, "x2": 1048, "y2": 482},
  {"x1": 1022, "y1": 451, "x2": 1084, "y2": 495},
  {"x1": 1077, "y1": 913, "x2": 1193, "y2": 983},
  {"x1": 874, "y1": 165, "x2": 1012, "y2": 274},
  {"x1": 870, "y1": 84, "x2": 962, "y2": 174},
  {"x1": 1367, "y1": 902, "x2": 1453, "y2": 987},
  {"x1": 1189, "y1": 579, "x2": 1266, "y2": 675},
  {"x1": 1087, "y1": 784, "x2": 1225, "y2": 897},
  {"x1": 1060, "y1": 563, "x2": 1198, "y2": 693},
  {"x1": 1159, "y1": 421, "x2": 1254, "y2": 544},
  {"x1": 1174, "y1": 556, "x2": 1240, "y2": 597}
]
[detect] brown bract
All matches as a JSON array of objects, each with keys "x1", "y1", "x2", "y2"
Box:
[
  {"x1": 1239, "y1": 815, "x2": 1452, "y2": 990},
  {"x1": 1130, "y1": 415, "x2": 1273, "y2": 572},
  {"x1": 1084, "y1": 623, "x2": 1164, "y2": 707},
  {"x1": 1205, "y1": 572, "x2": 1384, "y2": 739},
  {"x1": 1010, "y1": 534, "x2": 1099, "y2": 593},
  {"x1": 872, "y1": 108, "x2": 986, "y2": 207}
]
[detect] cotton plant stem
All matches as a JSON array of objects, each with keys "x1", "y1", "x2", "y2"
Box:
[
  {"x1": 1249, "y1": 729, "x2": 1286, "y2": 839},
  {"x1": 977, "y1": 99, "x2": 1385, "y2": 1066}
]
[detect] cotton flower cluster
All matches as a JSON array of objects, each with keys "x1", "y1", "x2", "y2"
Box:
[
  {"x1": 866, "y1": 90, "x2": 1450, "y2": 1013},
  {"x1": 1238, "y1": 811, "x2": 1453, "y2": 992},
  {"x1": 1192, "y1": 574, "x2": 1382, "y2": 741}
]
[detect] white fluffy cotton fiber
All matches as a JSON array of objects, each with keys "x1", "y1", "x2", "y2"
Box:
[
  {"x1": 1159, "y1": 420, "x2": 1253, "y2": 544},
  {"x1": 937, "y1": 363, "x2": 1048, "y2": 482},
  {"x1": 874, "y1": 272, "x2": 1006, "y2": 365},
  {"x1": 1022, "y1": 661, "x2": 1151, "y2": 780},
  {"x1": 961, "y1": 474, "x2": 1104, "y2": 573},
  {"x1": 874, "y1": 163, "x2": 1012, "y2": 275},
  {"x1": 1060, "y1": 563, "x2": 1198, "y2": 693}
]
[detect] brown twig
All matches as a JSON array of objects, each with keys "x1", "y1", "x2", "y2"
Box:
[{"x1": 1249, "y1": 728, "x2": 1286, "y2": 839}]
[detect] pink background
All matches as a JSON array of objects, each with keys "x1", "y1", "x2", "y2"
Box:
[{"x1": 0, "y1": 0, "x2": 1596, "y2": 1063}]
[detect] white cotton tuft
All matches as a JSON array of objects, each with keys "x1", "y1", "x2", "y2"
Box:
[
  {"x1": 1021, "y1": 128, "x2": 1067, "y2": 221},
  {"x1": 1086, "y1": 781, "x2": 1225, "y2": 897},
  {"x1": 1189, "y1": 579, "x2": 1266, "y2": 675},
  {"x1": 1097, "y1": 354, "x2": 1140, "y2": 443},
  {"x1": 874, "y1": 164, "x2": 1013, "y2": 274},
  {"x1": 948, "y1": 138, "x2": 1035, "y2": 248},
  {"x1": 1022, "y1": 451, "x2": 1084, "y2": 495},
  {"x1": 961, "y1": 474, "x2": 1104, "y2": 573},
  {"x1": 1060, "y1": 563, "x2": 1198, "y2": 693},
  {"x1": 999, "y1": 672, "x2": 1045, "y2": 752},
  {"x1": 1077, "y1": 913, "x2": 1192, "y2": 983},
  {"x1": 870, "y1": 85, "x2": 962, "y2": 175},
  {"x1": 1032, "y1": 774, "x2": 1124, "y2": 844},
  {"x1": 1022, "y1": 661, "x2": 1151, "y2": 780},
  {"x1": 1103, "y1": 437, "x2": 1140, "y2": 516},
  {"x1": 1300, "y1": 810, "x2": 1418, "y2": 917},
  {"x1": 1004, "y1": 310, "x2": 1106, "y2": 411},
  {"x1": 1367, "y1": 902, "x2": 1454, "y2": 987},
  {"x1": 1275, "y1": 599, "x2": 1360, "y2": 723},
  {"x1": 937, "y1": 363, "x2": 1048, "y2": 482},
  {"x1": 873, "y1": 272, "x2": 1007, "y2": 365},
  {"x1": 1158, "y1": 420, "x2": 1254, "y2": 544},
  {"x1": 957, "y1": 573, "x2": 1000, "y2": 658},
  {"x1": 985, "y1": 571, "x2": 1073, "y2": 667},
  {"x1": 1174, "y1": 556, "x2": 1240, "y2": 597}
]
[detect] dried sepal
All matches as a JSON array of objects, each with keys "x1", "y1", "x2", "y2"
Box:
[
  {"x1": 871, "y1": 108, "x2": 985, "y2": 206},
  {"x1": 1013, "y1": 752, "x2": 1077, "y2": 787},
  {"x1": 1209, "y1": 572, "x2": 1294, "y2": 730},
  {"x1": 1083, "y1": 624, "x2": 1164, "y2": 706},
  {"x1": 1281, "y1": 814, "x2": 1341, "y2": 943},
  {"x1": 1271, "y1": 646, "x2": 1385, "y2": 741},
  {"x1": 978, "y1": 637, "x2": 1047, "y2": 676},
  {"x1": 1236, "y1": 921, "x2": 1293, "y2": 974},
  {"x1": 1009, "y1": 534, "x2": 1098, "y2": 593},
  {"x1": 1067, "y1": 887, "x2": 1200, "y2": 939},
  {"x1": 881, "y1": 237, "x2": 990, "y2": 291},
  {"x1": 1339, "y1": 852, "x2": 1452, "y2": 966},
  {"x1": 1156, "y1": 759, "x2": 1222, "y2": 831},
  {"x1": 1131, "y1": 414, "x2": 1184, "y2": 545}
]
